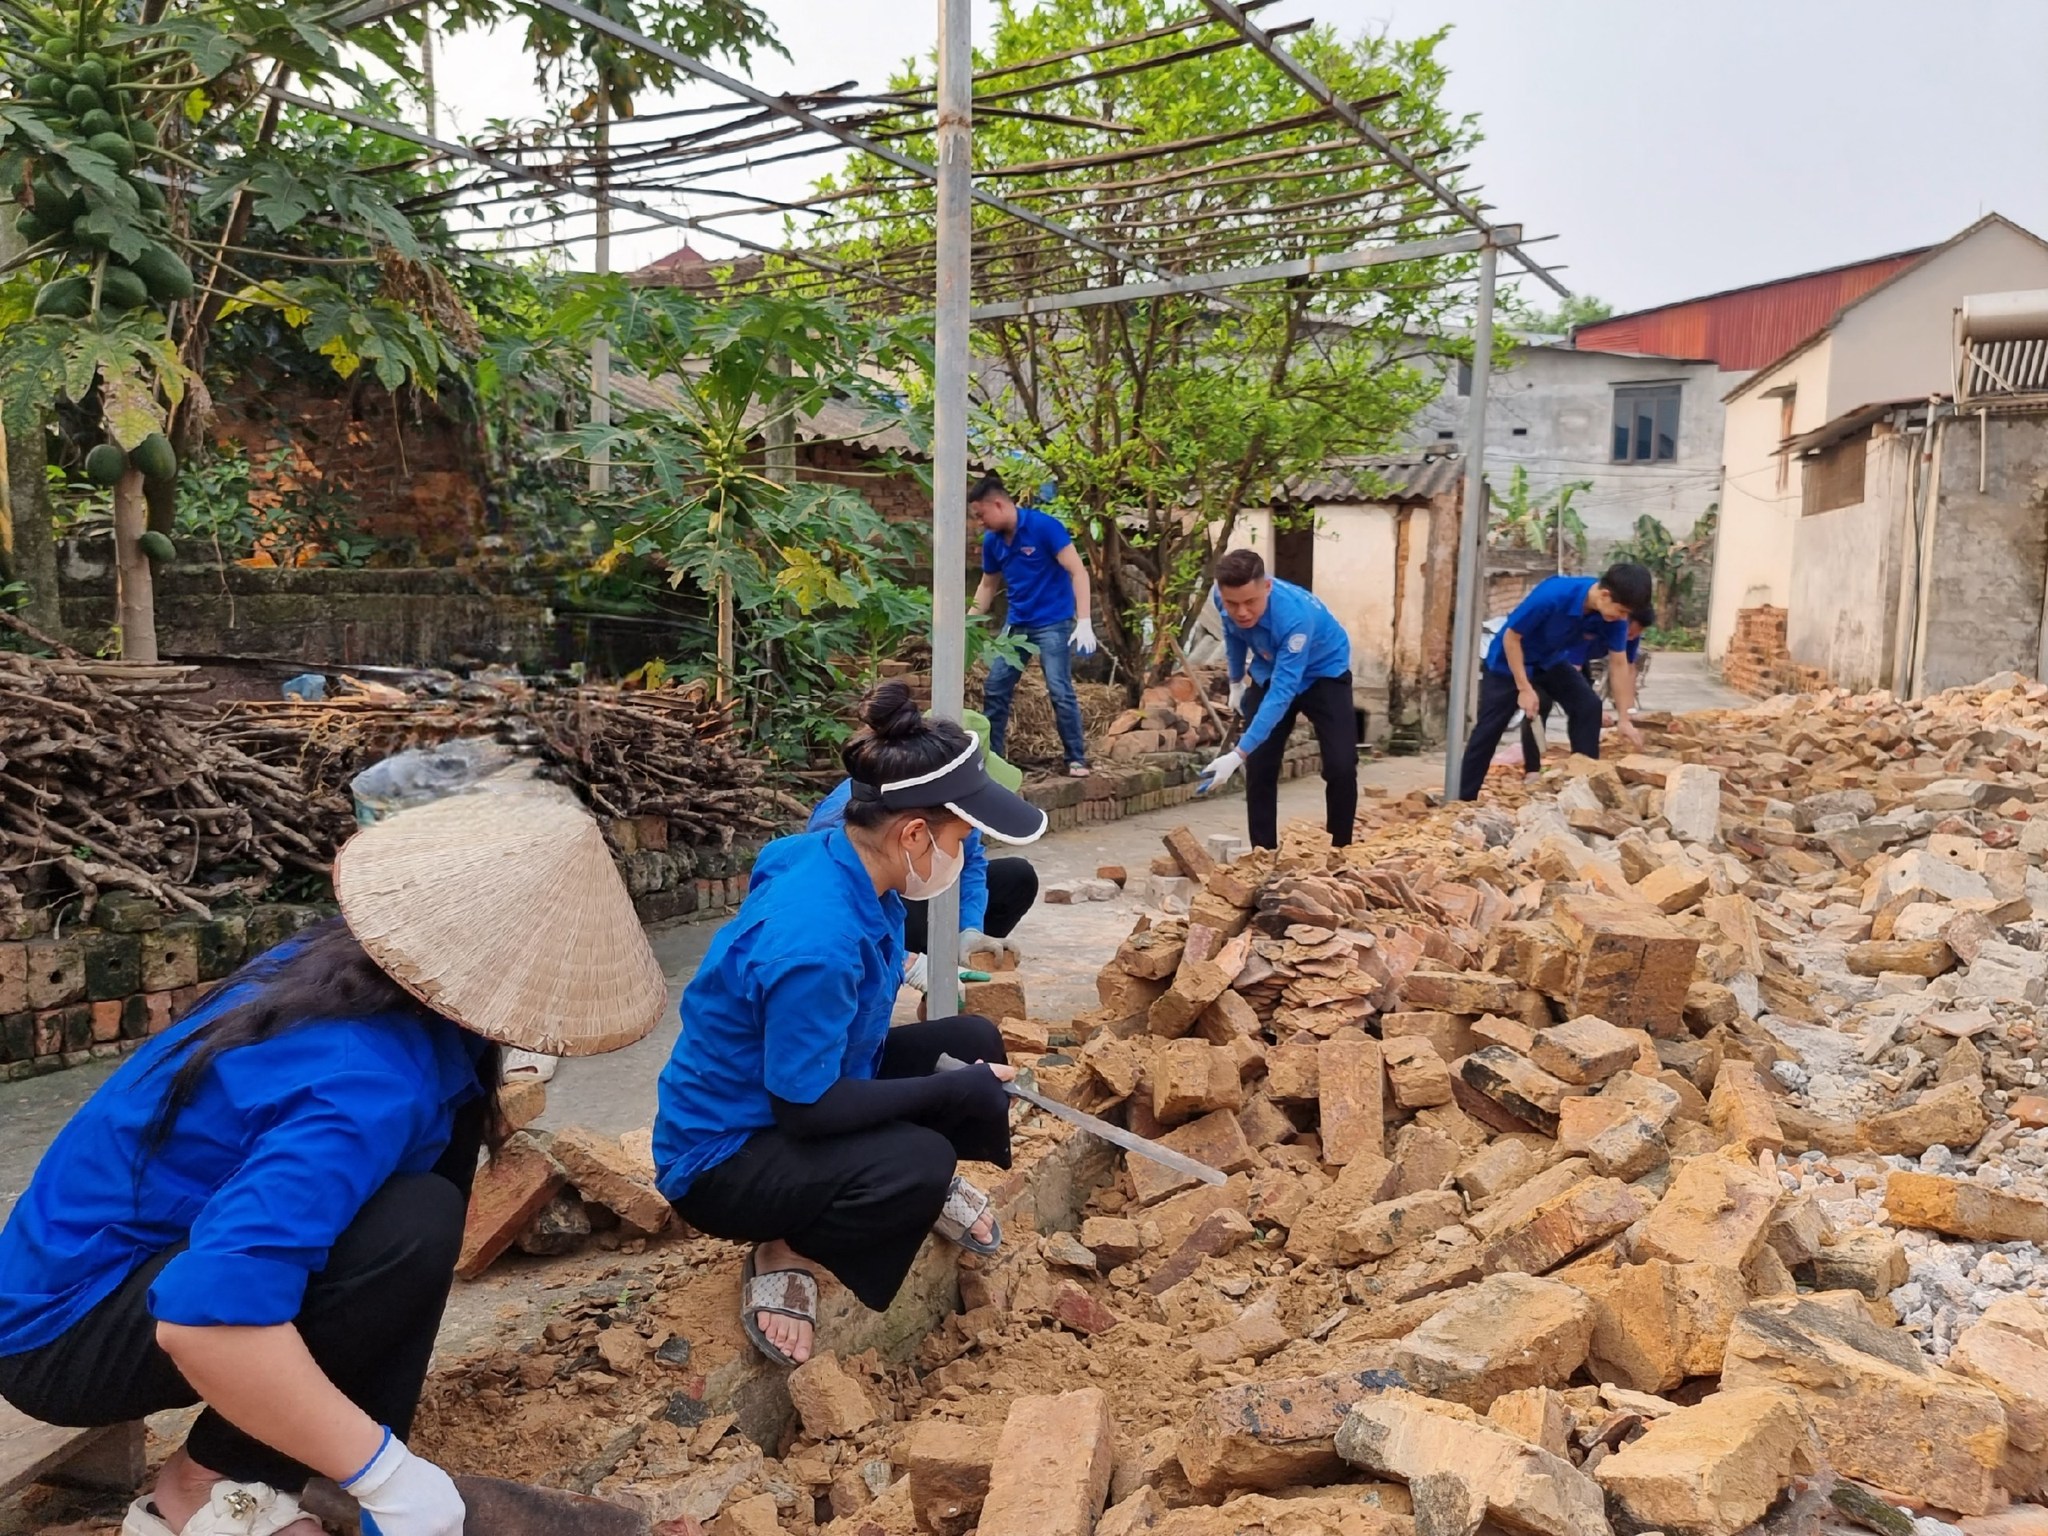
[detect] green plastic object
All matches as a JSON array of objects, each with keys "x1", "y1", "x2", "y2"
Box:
[{"x1": 958, "y1": 969, "x2": 992, "y2": 984}]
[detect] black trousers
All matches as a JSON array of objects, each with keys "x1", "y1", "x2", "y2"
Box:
[
  {"x1": 672, "y1": 1016, "x2": 1011, "y2": 1313},
  {"x1": 0, "y1": 1174, "x2": 468, "y2": 1492},
  {"x1": 0, "y1": 1100, "x2": 483, "y2": 1492},
  {"x1": 1461, "y1": 664, "x2": 1602, "y2": 800},
  {"x1": 1243, "y1": 673, "x2": 1358, "y2": 850},
  {"x1": 1518, "y1": 663, "x2": 1599, "y2": 775},
  {"x1": 904, "y1": 857, "x2": 1038, "y2": 953}
]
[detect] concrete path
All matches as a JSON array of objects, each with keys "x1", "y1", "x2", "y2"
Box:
[{"x1": 0, "y1": 650, "x2": 1745, "y2": 1217}]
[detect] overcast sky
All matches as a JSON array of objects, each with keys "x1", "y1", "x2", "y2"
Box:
[{"x1": 428, "y1": 0, "x2": 2048, "y2": 313}]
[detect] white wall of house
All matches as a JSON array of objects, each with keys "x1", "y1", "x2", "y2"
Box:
[
  {"x1": 1786, "y1": 424, "x2": 1917, "y2": 690},
  {"x1": 1411, "y1": 345, "x2": 1726, "y2": 555},
  {"x1": 1826, "y1": 221, "x2": 2048, "y2": 418},
  {"x1": 1711, "y1": 218, "x2": 2048, "y2": 662},
  {"x1": 1708, "y1": 338, "x2": 1834, "y2": 660}
]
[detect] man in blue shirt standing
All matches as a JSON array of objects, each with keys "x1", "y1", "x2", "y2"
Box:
[
  {"x1": 971, "y1": 473, "x2": 1097, "y2": 777},
  {"x1": 1197, "y1": 548, "x2": 1358, "y2": 849},
  {"x1": 1458, "y1": 562, "x2": 1652, "y2": 801}
]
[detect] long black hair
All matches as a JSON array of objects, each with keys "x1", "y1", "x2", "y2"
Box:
[
  {"x1": 839, "y1": 681, "x2": 975, "y2": 833},
  {"x1": 140, "y1": 916, "x2": 500, "y2": 1154}
]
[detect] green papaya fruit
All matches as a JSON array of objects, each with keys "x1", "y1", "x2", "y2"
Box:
[
  {"x1": 128, "y1": 116, "x2": 159, "y2": 147},
  {"x1": 79, "y1": 109, "x2": 117, "y2": 137},
  {"x1": 28, "y1": 72, "x2": 65, "y2": 102},
  {"x1": 137, "y1": 530, "x2": 176, "y2": 564},
  {"x1": 71, "y1": 211, "x2": 110, "y2": 250},
  {"x1": 32, "y1": 275, "x2": 92, "y2": 318},
  {"x1": 42, "y1": 36, "x2": 74, "y2": 60},
  {"x1": 132, "y1": 433, "x2": 176, "y2": 483},
  {"x1": 86, "y1": 132, "x2": 135, "y2": 171},
  {"x1": 65, "y1": 83, "x2": 101, "y2": 116},
  {"x1": 131, "y1": 243, "x2": 193, "y2": 303},
  {"x1": 85, "y1": 443, "x2": 128, "y2": 485},
  {"x1": 99, "y1": 264, "x2": 149, "y2": 310},
  {"x1": 72, "y1": 57, "x2": 108, "y2": 90},
  {"x1": 135, "y1": 178, "x2": 165, "y2": 214}
]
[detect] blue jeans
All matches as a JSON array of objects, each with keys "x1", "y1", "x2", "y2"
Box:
[{"x1": 983, "y1": 619, "x2": 1087, "y2": 765}]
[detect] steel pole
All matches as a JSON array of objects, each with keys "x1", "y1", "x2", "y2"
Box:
[
  {"x1": 1442, "y1": 240, "x2": 1497, "y2": 802},
  {"x1": 589, "y1": 90, "x2": 613, "y2": 496},
  {"x1": 925, "y1": 0, "x2": 971, "y2": 1019}
]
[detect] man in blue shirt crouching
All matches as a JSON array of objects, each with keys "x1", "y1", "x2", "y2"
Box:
[
  {"x1": 1458, "y1": 562, "x2": 1652, "y2": 801},
  {"x1": 1198, "y1": 549, "x2": 1358, "y2": 849}
]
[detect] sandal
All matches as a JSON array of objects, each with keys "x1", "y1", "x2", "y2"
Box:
[
  {"x1": 740, "y1": 1245, "x2": 819, "y2": 1368},
  {"x1": 932, "y1": 1174, "x2": 1003, "y2": 1256},
  {"x1": 123, "y1": 1482, "x2": 306, "y2": 1536}
]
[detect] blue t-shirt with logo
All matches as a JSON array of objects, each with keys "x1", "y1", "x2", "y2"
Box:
[
  {"x1": 981, "y1": 506, "x2": 1076, "y2": 631},
  {"x1": 653, "y1": 829, "x2": 904, "y2": 1197},
  {"x1": 1484, "y1": 575, "x2": 1629, "y2": 676},
  {"x1": 1215, "y1": 578, "x2": 1354, "y2": 756}
]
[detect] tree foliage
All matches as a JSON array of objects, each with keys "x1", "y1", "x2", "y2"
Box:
[{"x1": 807, "y1": 0, "x2": 1483, "y2": 690}]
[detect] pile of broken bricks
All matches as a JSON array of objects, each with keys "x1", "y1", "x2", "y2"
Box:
[
  {"x1": 394, "y1": 672, "x2": 2048, "y2": 1536},
  {"x1": 1100, "y1": 675, "x2": 1231, "y2": 763}
]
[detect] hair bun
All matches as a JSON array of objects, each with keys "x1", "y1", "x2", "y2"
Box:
[{"x1": 860, "y1": 680, "x2": 925, "y2": 742}]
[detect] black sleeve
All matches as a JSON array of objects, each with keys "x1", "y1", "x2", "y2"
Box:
[{"x1": 771, "y1": 1065, "x2": 1006, "y2": 1139}]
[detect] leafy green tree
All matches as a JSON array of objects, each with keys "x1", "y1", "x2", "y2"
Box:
[
  {"x1": 0, "y1": 0, "x2": 778, "y2": 656},
  {"x1": 810, "y1": 0, "x2": 1482, "y2": 692},
  {"x1": 1506, "y1": 290, "x2": 1614, "y2": 336}
]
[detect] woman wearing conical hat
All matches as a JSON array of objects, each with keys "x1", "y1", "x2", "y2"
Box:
[
  {"x1": 654, "y1": 682, "x2": 1049, "y2": 1368},
  {"x1": 0, "y1": 792, "x2": 665, "y2": 1536}
]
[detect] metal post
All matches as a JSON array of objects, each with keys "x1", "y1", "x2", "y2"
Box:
[
  {"x1": 924, "y1": 0, "x2": 971, "y2": 1019},
  {"x1": 589, "y1": 88, "x2": 613, "y2": 495},
  {"x1": 1442, "y1": 240, "x2": 1497, "y2": 802}
]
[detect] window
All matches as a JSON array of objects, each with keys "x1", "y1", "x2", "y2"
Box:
[
  {"x1": 1610, "y1": 384, "x2": 1681, "y2": 462},
  {"x1": 1802, "y1": 428, "x2": 1869, "y2": 516},
  {"x1": 1456, "y1": 359, "x2": 1473, "y2": 397}
]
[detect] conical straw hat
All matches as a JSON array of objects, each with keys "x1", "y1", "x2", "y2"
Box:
[{"x1": 334, "y1": 786, "x2": 668, "y2": 1056}]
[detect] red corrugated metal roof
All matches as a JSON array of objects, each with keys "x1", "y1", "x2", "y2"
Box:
[{"x1": 1572, "y1": 249, "x2": 1929, "y2": 370}]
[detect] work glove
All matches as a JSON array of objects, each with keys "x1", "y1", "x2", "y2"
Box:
[
  {"x1": 1071, "y1": 618, "x2": 1099, "y2": 656},
  {"x1": 1196, "y1": 749, "x2": 1244, "y2": 796},
  {"x1": 1228, "y1": 677, "x2": 1246, "y2": 713},
  {"x1": 959, "y1": 928, "x2": 1019, "y2": 966},
  {"x1": 344, "y1": 1433, "x2": 464, "y2": 1536},
  {"x1": 902, "y1": 952, "x2": 930, "y2": 994}
]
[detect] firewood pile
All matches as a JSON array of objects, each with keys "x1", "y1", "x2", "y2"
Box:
[
  {"x1": 0, "y1": 648, "x2": 353, "y2": 926},
  {"x1": 217, "y1": 680, "x2": 783, "y2": 851},
  {"x1": 0, "y1": 623, "x2": 782, "y2": 922}
]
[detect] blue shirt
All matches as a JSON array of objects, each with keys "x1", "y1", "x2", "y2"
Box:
[
  {"x1": 653, "y1": 830, "x2": 904, "y2": 1198},
  {"x1": 1485, "y1": 575, "x2": 1629, "y2": 677},
  {"x1": 0, "y1": 968, "x2": 485, "y2": 1356},
  {"x1": 1216, "y1": 578, "x2": 1354, "y2": 756},
  {"x1": 809, "y1": 780, "x2": 989, "y2": 934},
  {"x1": 981, "y1": 507, "x2": 1076, "y2": 631},
  {"x1": 1562, "y1": 631, "x2": 1643, "y2": 668}
]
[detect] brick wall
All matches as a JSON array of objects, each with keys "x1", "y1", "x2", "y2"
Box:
[
  {"x1": 1722, "y1": 605, "x2": 1831, "y2": 698},
  {"x1": 3, "y1": 902, "x2": 328, "y2": 1081}
]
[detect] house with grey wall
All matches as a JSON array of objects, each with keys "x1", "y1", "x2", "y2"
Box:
[{"x1": 1409, "y1": 341, "x2": 1728, "y2": 555}]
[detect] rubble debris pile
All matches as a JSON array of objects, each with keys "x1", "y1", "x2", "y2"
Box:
[{"x1": 404, "y1": 675, "x2": 2048, "y2": 1536}]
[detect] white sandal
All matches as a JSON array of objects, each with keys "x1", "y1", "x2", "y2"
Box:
[
  {"x1": 932, "y1": 1174, "x2": 1003, "y2": 1256},
  {"x1": 123, "y1": 1481, "x2": 307, "y2": 1536}
]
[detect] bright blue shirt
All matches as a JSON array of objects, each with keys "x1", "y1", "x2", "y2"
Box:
[
  {"x1": 0, "y1": 964, "x2": 485, "y2": 1356},
  {"x1": 809, "y1": 780, "x2": 988, "y2": 934},
  {"x1": 1485, "y1": 575, "x2": 1629, "y2": 677},
  {"x1": 1562, "y1": 631, "x2": 1643, "y2": 668},
  {"x1": 1215, "y1": 578, "x2": 1354, "y2": 756},
  {"x1": 653, "y1": 830, "x2": 904, "y2": 1198},
  {"x1": 981, "y1": 506, "x2": 1076, "y2": 631}
]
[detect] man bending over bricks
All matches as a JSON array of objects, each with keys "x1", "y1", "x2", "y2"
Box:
[
  {"x1": 1457, "y1": 561, "x2": 1653, "y2": 801},
  {"x1": 1197, "y1": 548, "x2": 1358, "y2": 850}
]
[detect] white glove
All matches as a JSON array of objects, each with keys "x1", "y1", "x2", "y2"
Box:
[
  {"x1": 903, "y1": 952, "x2": 930, "y2": 993},
  {"x1": 1197, "y1": 749, "x2": 1244, "y2": 795},
  {"x1": 1228, "y1": 677, "x2": 1246, "y2": 713},
  {"x1": 1071, "y1": 617, "x2": 1098, "y2": 656},
  {"x1": 344, "y1": 1432, "x2": 464, "y2": 1536},
  {"x1": 959, "y1": 928, "x2": 1019, "y2": 965}
]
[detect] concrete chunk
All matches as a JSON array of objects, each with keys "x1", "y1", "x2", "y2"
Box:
[
  {"x1": 1594, "y1": 1386, "x2": 1819, "y2": 1536},
  {"x1": 1391, "y1": 1273, "x2": 1594, "y2": 1411}
]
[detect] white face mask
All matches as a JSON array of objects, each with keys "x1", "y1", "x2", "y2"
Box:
[{"x1": 903, "y1": 826, "x2": 965, "y2": 900}]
